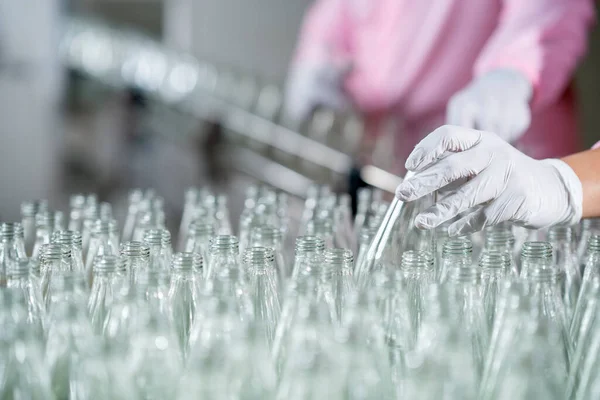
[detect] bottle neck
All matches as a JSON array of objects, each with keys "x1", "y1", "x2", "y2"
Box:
[
  {"x1": 442, "y1": 239, "x2": 473, "y2": 263},
  {"x1": 520, "y1": 241, "x2": 555, "y2": 278},
  {"x1": 479, "y1": 251, "x2": 511, "y2": 277},
  {"x1": 322, "y1": 248, "x2": 353, "y2": 279},
  {"x1": 243, "y1": 247, "x2": 275, "y2": 272},
  {"x1": 172, "y1": 252, "x2": 202, "y2": 272},
  {"x1": 401, "y1": 250, "x2": 434, "y2": 273}
]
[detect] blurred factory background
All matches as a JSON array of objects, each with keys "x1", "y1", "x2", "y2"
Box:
[{"x1": 0, "y1": 0, "x2": 599, "y2": 232}]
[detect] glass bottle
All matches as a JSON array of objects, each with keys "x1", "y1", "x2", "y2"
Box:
[
  {"x1": 338, "y1": 291, "x2": 395, "y2": 400},
  {"x1": 122, "y1": 189, "x2": 144, "y2": 243},
  {"x1": 520, "y1": 241, "x2": 572, "y2": 359},
  {"x1": 400, "y1": 250, "x2": 435, "y2": 338},
  {"x1": 7, "y1": 257, "x2": 46, "y2": 337},
  {"x1": 31, "y1": 211, "x2": 54, "y2": 260},
  {"x1": 85, "y1": 219, "x2": 119, "y2": 285},
  {"x1": 243, "y1": 246, "x2": 281, "y2": 344},
  {"x1": 275, "y1": 299, "x2": 344, "y2": 400},
  {"x1": 0, "y1": 288, "x2": 52, "y2": 399},
  {"x1": 567, "y1": 278, "x2": 600, "y2": 398},
  {"x1": 479, "y1": 250, "x2": 512, "y2": 328},
  {"x1": 45, "y1": 271, "x2": 89, "y2": 317},
  {"x1": 548, "y1": 225, "x2": 581, "y2": 320},
  {"x1": 40, "y1": 243, "x2": 73, "y2": 304},
  {"x1": 120, "y1": 241, "x2": 150, "y2": 286},
  {"x1": 484, "y1": 224, "x2": 517, "y2": 275},
  {"x1": 52, "y1": 230, "x2": 85, "y2": 275},
  {"x1": 353, "y1": 187, "x2": 372, "y2": 249},
  {"x1": 206, "y1": 235, "x2": 240, "y2": 280},
  {"x1": 81, "y1": 202, "x2": 99, "y2": 260},
  {"x1": 305, "y1": 217, "x2": 335, "y2": 247},
  {"x1": 354, "y1": 225, "x2": 378, "y2": 279},
  {"x1": 88, "y1": 255, "x2": 128, "y2": 334},
  {"x1": 177, "y1": 187, "x2": 200, "y2": 251},
  {"x1": 143, "y1": 228, "x2": 173, "y2": 271},
  {"x1": 249, "y1": 224, "x2": 287, "y2": 281},
  {"x1": 0, "y1": 222, "x2": 27, "y2": 287},
  {"x1": 216, "y1": 194, "x2": 233, "y2": 235},
  {"x1": 577, "y1": 218, "x2": 600, "y2": 270},
  {"x1": 316, "y1": 248, "x2": 354, "y2": 323},
  {"x1": 570, "y1": 234, "x2": 600, "y2": 345},
  {"x1": 169, "y1": 252, "x2": 202, "y2": 357},
  {"x1": 184, "y1": 220, "x2": 215, "y2": 269},
  {"x1": 291, "y1": 236, "x2": 325, "y2": 283},
  {"x1": 445, "y1": 266, "x2": 489, "y2": 376},
  {"x1": 20, "y1": 199, "x2": 48, "y2": 256},
  {"x1": 45, "y1": 299, "x2": 98, "y2": 400},
  {"x1": 67, "y1": 194, "x2": 87, "y2": 233},
  {"x1": 440, "y1": 237, "x2": 473, "y2": 281},
  {"x1": 333, "y1": 194, "x2": 356, "y2": 252}
]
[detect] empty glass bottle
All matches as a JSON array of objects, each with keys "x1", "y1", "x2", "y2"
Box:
[
  {"x1": 52, "y1": 230, "x2": 85, "y2": 275},
  {"x1": 0, "y1": 222, "x2": 27, "y2": 287},
  {"x1": 249, "y1": 224, "x2": 287, "y2": 280},
  {"x1": 40, "y1": 243, "x2": 73, "y2": 304},
  {"x1": 120, "y1": 241, "x2": 151, "y2": 287},
  {"x1": 400, "y1": 250, "x2": 435, "y2": 338},
  {"x1": 305, "y1": 217, "x2": 335, "y2": 248},
  {"x1": 183, "y1": 220, "x2": 215, "y2": 269},
  {"x1": 316, "y1": 248, "x2": 354, "y2": 323},
  {"x1": 484, "y1": 224, "x2": 517, "y2": 275},
  {"x1": 353, "y1": 188, "x2": 372, "y2": 248},
  {"x1": 169, "y1": 252, "x2": 202, "y2": 357},
  {"x1": 7, "y1": 257, "x2": 46, "y2": 336},
  {"x1": 440, "y1": 237, "x2": 474, "y2": 281},
  {"x1": 480, "y1": 250, "x2": 512, "y2": 327},
  {"x1": 67, "y1": 194, "x2": 87, "y2": 233},
  {"x1": 243, "y1": 246, "x2": 281, "y2": 344},
  {"x1": 291, "y1": 236, "x2": 325, "y2": 283},
  {"x1": 548, "y1": 225, "x2": 581, "y2": 320},
  {"x1": 85, "y1": 219, "x2": 119, "y2": 284},
  {"x1": 45, "y1": 299, "x2": 98, "y2": 400},
  {"x1": 20, "y1": 199, "x2": 48, "y2": 256},
  {"x1": 520, "y1": 241, "x2": 572, "y2": 360},
  {"x1": 143, "y1": 228, "x2": 173, "y2": 271},
  {"x1": 578, "y1": 218, "x2": 600, "y2": 270},
  {"x1": 88, "y1": 255, "x2": 128, "y2": 334},
  {"x1": 206, "y1": 235, "x2": 240, "y2": 279}
]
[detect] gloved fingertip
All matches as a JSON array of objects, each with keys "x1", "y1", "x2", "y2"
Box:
[
  {"x1": 405, "y1": 149, "x2": 425, "y2": 171},
  {"x1": 395, "y1": 182, "x2": 413, "y2": 201}
]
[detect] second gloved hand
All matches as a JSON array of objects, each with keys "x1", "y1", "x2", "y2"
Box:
[
  {"x1": 447, "y1": 68, "x2": 533, "y2": 143},
  {"x1": 395, "y1": 125, "x2": 583, "y2": 236},
  {"x1": 284, "y1": 61, "x2": 351, "y2": 123}
]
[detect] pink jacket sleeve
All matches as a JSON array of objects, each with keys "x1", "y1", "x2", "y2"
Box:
[
  {"x1": 474, "y1": 0, "x2": 595, "y2": 109},
  {"x1": 292, "y1": 0, "x2": 353, "y2": 67}
]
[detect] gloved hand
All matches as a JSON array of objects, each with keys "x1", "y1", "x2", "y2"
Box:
[
  {"x1": 284, "y1": 61, "x2": 351, "y2": 123},
  {"x1": 446, "y1": 69, "x2": 533, "y2": 144},
  {"x1": 395, "y1": 125, "x2": 583, "y2": 236}
]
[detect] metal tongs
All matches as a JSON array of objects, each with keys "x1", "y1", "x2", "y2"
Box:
[{"x1": 355, "y1": 170, "x2": 415, "y2": 286}]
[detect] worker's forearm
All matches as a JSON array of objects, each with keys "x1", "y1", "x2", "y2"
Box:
[{"x1": 561, "y1": 148, "x2": 600, "y2": 219}]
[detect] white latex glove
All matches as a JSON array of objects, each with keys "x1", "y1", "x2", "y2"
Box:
[
  {"x1": 284, "y1": 61, "x2": 351, "y2": 123},
  {"x1": 395, "y1": 125, "x2": 583, "y2": 236},
  {"x1": 447, "y1": 69, "x2": 533, "y2": 144}
]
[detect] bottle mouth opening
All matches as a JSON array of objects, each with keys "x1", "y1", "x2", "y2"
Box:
[
  {"x1": 521, "y1": 241, "x2": 553, "y2": 261},
  {"x1": 52, "y1": 230, "x2": 83, "y2": 248},
  {"x1": 210, "y1": 235, "x2": 240, "y2": 252},
  {"x1": 479, "y1": 251, "x2": 511, "y2": 269},
  {"x1": 0, "y1": 222, "x2": 24, "y2": 240},
  {"x1": 188, "y1": 221, "x2": 216, "y2": 237},
  {"x1": 172, "y1": 252, "x2": 202, "y2": 270},
  {"x1": 20, "y1": 200, "x2": 48, "y2": 217},
  {"x1": 401, "y1": 250, "x2": 434, "y2": 269},
  {"x1": 120, "y1": 241, "x2": 150, "y2": 258},
  {"x1": 41, "y1": 243, "x2": 72, "y2": 261},
  {"x1": 324, "y1": 248, "x2": 354, "y2": 265},
  {"x1": 588, "y1": 234, "x2": 600, "y2": 252},
  {"x1": 442, "y1": 238, "x2": 473, "y2": 256},
  {"x1": 295, "y1": 236, "x2": 325, "y2": 255},
  {"x1": 250, "y1": 225, "x2": 282, "y2": 242},
  {"x1": 92, "y1": 219, "x2": 118, "y2": 235},
  {"x1": 142, "y1": 229, "x2": 171, "y2": 246},
  {"x1": 243, "y1": 247, "x2": 275, "y2": 266},
  {"x1": 547, "y1": 226, "x2": 572, "y2": 242},
  {"x1": 94, "y1": 255, "x2": 119, "y2": 272}
]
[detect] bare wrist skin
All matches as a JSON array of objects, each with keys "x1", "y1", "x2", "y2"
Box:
[{"x1": 561, "y1": 148, "x2": 600, "y2": 219}]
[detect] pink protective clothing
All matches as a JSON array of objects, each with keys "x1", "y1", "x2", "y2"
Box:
[{"x1": 293, "y1": 0, "x2": 595, "y2": 170}]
